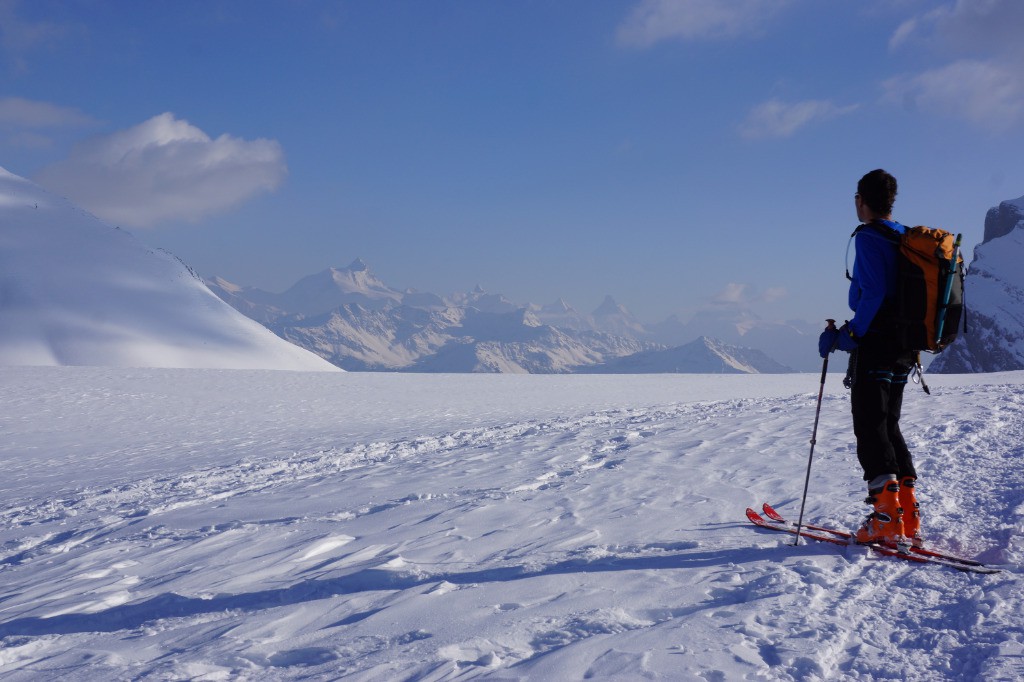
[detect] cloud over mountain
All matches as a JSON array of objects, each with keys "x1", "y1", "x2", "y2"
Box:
[{"x1": 34, "y1": 113, "x2": 287, "y2": 227}]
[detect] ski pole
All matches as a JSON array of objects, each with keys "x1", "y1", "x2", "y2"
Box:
[{"x1": 794, "y1": 319, "x2": 837, "y2": 545}]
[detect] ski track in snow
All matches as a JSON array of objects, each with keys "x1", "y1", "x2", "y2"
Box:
[{"x1": 1, "y1": 370, "x2": 1023, "y2": 680}]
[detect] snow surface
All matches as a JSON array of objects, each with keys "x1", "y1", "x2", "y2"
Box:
[
  {"x1": 0, "y1": 168, "x2": 337, "y2": 372},
  {"x1": 3, "y1": 367, "x2": 1024, "y2": 680}
]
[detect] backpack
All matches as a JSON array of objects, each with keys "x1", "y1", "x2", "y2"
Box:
[{"x1": 848, "y1": 222, "x2": 966, "y2": 353}]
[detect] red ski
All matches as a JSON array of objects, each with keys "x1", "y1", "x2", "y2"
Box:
[
  {"x1": 746, "y1": 507, "x2": 1000, "y2": 574},
  {"x1": 760, "y1": 502, "x2": 988, "y2": 568}
]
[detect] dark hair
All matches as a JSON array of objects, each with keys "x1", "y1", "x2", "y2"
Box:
[{"x1": 857, "y1": 169, "x2": 898, "y2": 216}]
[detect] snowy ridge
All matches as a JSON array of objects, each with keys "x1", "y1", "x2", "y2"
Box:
[
  {"x1": 1, "y1": 367, "x2": 1022, "y2": 679},
  {"x1": 0, "y1": 168, "x2": 337, "y2": 371},
  {"x1": 932, "y1": 193, "x2": 1024, "y2": 373}
]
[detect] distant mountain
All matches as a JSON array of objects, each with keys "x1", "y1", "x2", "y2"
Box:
[
  {"x1": 592, "y1": 295, "x2": 649, "y2": 338},
  {"x1": 206, "y1": 261, "x2": 797, "y2": 374},
  {"x1": 408, "y1": 311, "x2": 652, "y2": 374},
  {"x1": 649, "y1": 308, "x2": 818, "y2": 372},
  {"x1": 204, "y1": 276, "x2": 289, "y2": 325},
  {"x1": 930, "y1": 194, "x2": 1024, "y2": 373},
  {"x1": 276, "y1": 303, "x2": 463, "y2": 371},
  {"x1": 450, "y1": 285, "x2": 521, "y2": 314},
  {"x1": 272, "y1": 301, "x2": 653, "y2": 373},
  {"x1": 219, "y1": 258, "x2": 405, "y2": 317},
  {"x1": 0, "y1": 167, "x2": 337, "y2": 371},
  {"x1": 578, "y1": 336, "x2": 794, "y2": 374},
  {"x1": 530, "y1": 298, "x2": 594, "y2": 331}
]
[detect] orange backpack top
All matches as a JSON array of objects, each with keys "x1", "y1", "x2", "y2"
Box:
[{"x1": 850, "y1": 223, "x2": 966, "y2": 353}]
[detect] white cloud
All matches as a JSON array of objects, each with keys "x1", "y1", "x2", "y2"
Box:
[
  {"x1": 761, "y1": 286, "x2": 787, "y2": 304},
  {"x1": 713, "y1": 282, "x2": 748, "y2": 305},
  {"x1": 889, "y1": 0, "x2": 1024, "y2": 56},
  {"x1": 0, "y1": 97, "x2": 96, "y2": 149},
  {"x1": 884, "y1": 1, "x2": 1024, "y2": 131},
  {"x1": 711, "y1": 282, "x2": 788, "y2": 306},
  {"x1": 0, "y1": 97, "x2": 95, "y2": 129},
  {"x1": 883, "y1": 59, "x2": 1024, "y2": 132},
  {"x1": 616, "y1": 0, "x2": 793, "y2": 48},
  {"x1": 35, "y1": 113, "x2": 287, "y2": 228},
  {"x1": 739, "y1": 99, "x2": 858, "y2": 139},
  {"x1": 6, "y1": 130, "x2": 53, "y2": 149},
  {"x1": 888, "y1": 16, "x2": 920, "y2": 51}
]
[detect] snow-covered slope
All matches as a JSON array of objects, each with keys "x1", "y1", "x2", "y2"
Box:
[
  {"x1": 931, "y1": 194, "x2": 1024, "y2": 373},
  {"x1": 1, "y1": 367, "x2": 1022, "y2": 679},
  {"x1": 0, "y1": 167, "x2": 337, "y2": 371}
]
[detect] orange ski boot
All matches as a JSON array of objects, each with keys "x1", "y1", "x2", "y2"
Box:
[
  {"x1": 855, "y1": 477, "x2": 908, "y2": 550},
  {"x1": 899, "y1": 476, "x2": 923, "y2": 548}
]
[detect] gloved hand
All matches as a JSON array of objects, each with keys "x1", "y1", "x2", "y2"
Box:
[
  {"x1": 818, "y1": 326, "x2": 839, "y2": 358},
  {"x1": 835, "y1": 322, "x2": 859, "y2": 352},
  {"x1": 818, "y1": 320, "x2": 860, "y2": 357}
]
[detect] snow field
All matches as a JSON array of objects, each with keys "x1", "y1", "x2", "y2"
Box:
[{"x1": 1, "y1": 368, "x2": 1023, "y2": 680}]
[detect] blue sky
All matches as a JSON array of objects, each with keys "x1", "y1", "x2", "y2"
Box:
[{"x1": 3, "y1": 0, "x2": 1024, "y2": 325}]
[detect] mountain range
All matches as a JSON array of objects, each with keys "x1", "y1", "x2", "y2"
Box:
[
  {"x1": 7, "y1": 160, "x2": 1020, "y2": 375},
  {"x1": 205, "y1": 261, "x2": 807, "y2": 374},
  {"x1": 208, "y1": 181, "x2": 1024, "y2": 375}
]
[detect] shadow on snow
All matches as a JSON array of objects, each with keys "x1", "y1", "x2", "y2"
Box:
[{"x1": 0, "y1": 540, "x2": 798, "y2": 637}]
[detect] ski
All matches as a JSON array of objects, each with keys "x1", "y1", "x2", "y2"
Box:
[
  {"x1": 746, "y1": 508, "x2": 848, "y2": 546},
  {"x1": 746, "y1": 508, "x2": 1000, "y2": 574},
  {"x1": 761, "y1": 502, "x2": 988, "y2": 568}
]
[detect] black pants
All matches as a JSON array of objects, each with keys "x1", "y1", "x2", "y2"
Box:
[{"x1": 849, "y1": 336, "x2": 917, "y2": 482}]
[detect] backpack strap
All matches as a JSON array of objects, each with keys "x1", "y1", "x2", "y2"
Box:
[{"x1": 845, "y1": 222, "x2": 900, "y2": 281}]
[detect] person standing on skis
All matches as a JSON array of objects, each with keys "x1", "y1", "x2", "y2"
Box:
[{"x1": 818, "y1": 169, "x2": 921, "y2": 549}]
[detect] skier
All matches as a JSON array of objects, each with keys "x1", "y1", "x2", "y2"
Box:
[{"x1": 818, "y1": 169, "x2": 921, "y2": 549}]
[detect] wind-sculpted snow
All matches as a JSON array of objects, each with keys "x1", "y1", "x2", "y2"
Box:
[{"x1": 1, "y1": 368, "x2": 1023, "y2": 680}]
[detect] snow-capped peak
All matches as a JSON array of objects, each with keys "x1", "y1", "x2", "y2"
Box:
[{"x1": 593, "y1": 295, "x2": 627, "y2": 317}]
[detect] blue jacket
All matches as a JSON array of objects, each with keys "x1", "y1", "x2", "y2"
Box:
[{"x1": 848, "y1": 219, "x2": 904, "y2": 338}]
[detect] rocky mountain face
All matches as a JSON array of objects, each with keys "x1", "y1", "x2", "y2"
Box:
[
  {"x1": 930, "y1": 195, "x2": 1024, "y2": 373},
  {"x1": 206, "y1": 261, "x2": 797, "y2": 374}
]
